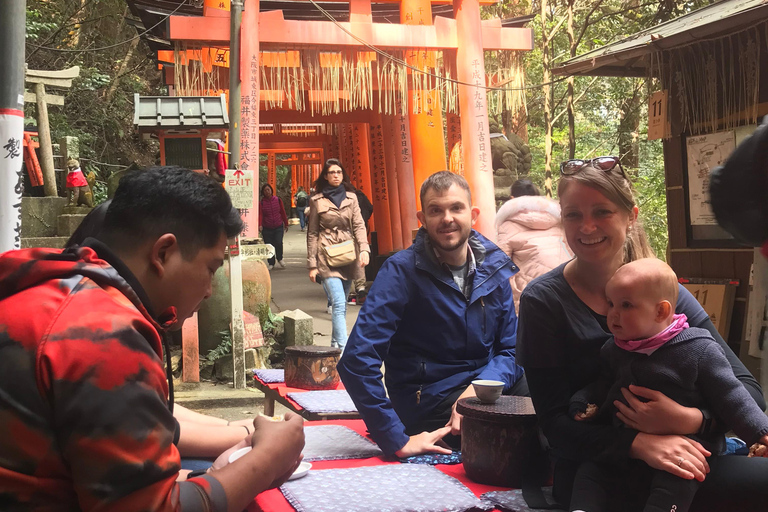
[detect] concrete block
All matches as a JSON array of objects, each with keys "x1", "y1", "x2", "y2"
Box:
[
  {"x1": 245, "y1": 347, "x2": 271, "y2": 370},
  {"x1": 282, "y1": 309, "x2": 313, "y2": 346},
  {"x1": 62, "y1": 205, "x2": 92, "y2": 215},
  {"x1": 21, "y1": 236, "x2": 69, "y2": 249},
  {"x1": 57, "y1": 214, "x2": 87, "y2": 237},
  {"x1": 21, "y1": 196, "x2": 68, "y2": 237}
]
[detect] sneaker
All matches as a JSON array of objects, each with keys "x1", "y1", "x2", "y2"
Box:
[
  {"x1": 269, "y1": 264, "x2": 274, "y2": 270},
  {"x1": 347, "y1": 297, "x2": 357, "y2": 305},
  {"x1": 326, "y1": 305, "x2": 333, "y2": 314},
  {"x1": 278, "y1": 260, "x2": 285, "y2": 268}
]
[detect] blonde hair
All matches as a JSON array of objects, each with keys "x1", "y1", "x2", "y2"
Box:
[{"x1": 558, "y1": 166, "x2": 655, "y2": 263}]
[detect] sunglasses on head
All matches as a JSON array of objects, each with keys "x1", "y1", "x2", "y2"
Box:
[{"x1": 560, "y1": 156, "x2": 625, "y2": 177}]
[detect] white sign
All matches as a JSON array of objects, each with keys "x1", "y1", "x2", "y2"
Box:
[
  {"x1": 241, "y1": 243, "x2": 275, "y2": 260},
  {"x1": 0, "y1": 112, "x2": 25, "y2": 251},
  {"x1": 225, "y1": 169, "x2": 254, "y2": 209},
  {"x1": 686, "y1": 131, "x2": 735, "y2": 226}
]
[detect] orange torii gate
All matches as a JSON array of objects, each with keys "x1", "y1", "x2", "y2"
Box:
[{"x1": 164, "y1": 0, "x2": 533, "y2": 242}]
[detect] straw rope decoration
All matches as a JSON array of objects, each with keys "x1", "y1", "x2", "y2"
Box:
[{"x1": 661, "y1": 27, "x2": 760, "y2": 136}]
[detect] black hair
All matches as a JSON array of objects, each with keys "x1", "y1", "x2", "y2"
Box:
[
  {"x1": 65, "y1": 199, "x2": 111, "y2": 248},
  {"x1": 313, "y1": 158, "x2": 355, "y2": 192},
  {"x1": 510, "y1": 178, "x2": 540, "y2": 197},
  {"x1": 101, "y1": 166, "x2": 243, "y2": 259},
  {"x1": 419, "y1": 171, "x2": 471, "y2": 207},
  {"x1": 260, "y1": 183, "x2": 273, "y2": 198}
]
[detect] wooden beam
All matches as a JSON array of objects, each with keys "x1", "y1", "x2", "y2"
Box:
[
  {"x1": 26, "y1": 66, "x2": 80, "y2": 80},
  {"x1": 169, "y1": 13, "x2": 534, "y2": 51},
  {"x1": 259, "y1": 109, "x2": 373, "y2": 124}
]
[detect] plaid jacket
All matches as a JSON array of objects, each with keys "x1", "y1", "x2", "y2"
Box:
[{"x1": 0, "y1": 245, "x2": 217, "y2": 511}]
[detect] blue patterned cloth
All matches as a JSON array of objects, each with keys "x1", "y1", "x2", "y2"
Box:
[
  {"x1": 253, "y1": 368, "x2": 284, "y2": 383},
  {"x1": 303, "y1": 425, "x2": 383, "y2": 462},
  {"x1": 399, "y1": 451, "x2": 462, "y2": 465},
  {"x1": 287, "y1": 389, "x2": 357, "y2": 413},
  {"x1": 281, "y1": 464, "x2": 493, "y2": 512},
  {"x1": 481, "y1": 488, "x2": 565, "y2": 512}
]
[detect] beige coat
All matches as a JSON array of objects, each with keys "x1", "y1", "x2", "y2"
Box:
[{"x1": 307, "y1": 191, "x2": 370, "y2": 281}]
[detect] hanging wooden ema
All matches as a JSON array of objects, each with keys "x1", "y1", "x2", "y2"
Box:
[{"x1": 648, "y1": 90, "x2": 669, "y2": 141}]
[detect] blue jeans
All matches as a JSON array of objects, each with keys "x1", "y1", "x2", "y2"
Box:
[
  {"x1": 322, "y1": 277, "x2": 351, "y2": 350},
  {"x1": 296, "y1": 207, "x2": 307, "y2": 230}
]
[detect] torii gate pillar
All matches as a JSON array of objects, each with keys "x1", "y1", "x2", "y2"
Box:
[
  {"x1": 455, "y1": 0, "x2": 495, "y2": 239},
  {"x1": 401, "y1": 0, "x2": 447, "y2": 209}
]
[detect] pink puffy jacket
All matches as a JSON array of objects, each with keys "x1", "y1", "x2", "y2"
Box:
[{"x1": 495, "y1": 195, "x2": 573, "y2": 313}]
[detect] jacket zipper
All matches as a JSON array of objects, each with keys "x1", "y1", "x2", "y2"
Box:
[
  {"x1": 416, "y1": 361, "x2": 426, "y2": 404},
  {"x1": 481, "y1": 296, "x2": 486, "y2": 337}
]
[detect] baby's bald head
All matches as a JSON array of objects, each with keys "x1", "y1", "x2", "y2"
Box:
[{"x1": 610, "y1": 258, "x2": 679, "y2": 307}]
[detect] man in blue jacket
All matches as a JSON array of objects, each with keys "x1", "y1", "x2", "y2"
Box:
[{"x1": 338, "y1": 171, "x2": 527, "y2": 457}]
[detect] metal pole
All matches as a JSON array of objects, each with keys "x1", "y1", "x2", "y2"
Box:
[
  {"x1": 0, "y1": 0, "x2": 27, "y2": 252},
  {"x1": 228, "y1": 0, "x2": 247, "y2": 389}
]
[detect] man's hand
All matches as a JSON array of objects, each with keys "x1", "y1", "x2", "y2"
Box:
[
  {"x1": 359, "y1": 251, "x2": 370, "y2": 267},
  {"x1": 394, "y1": 427, "x2": 453, "y2": 458},
  {"x1": 446, "y1": 386, "x2": 476, "y2": 435},
  {"x1": 250, "y1": 412, "x2": 305, "y2": 487},
  {"x1": 309, "y1": 268, "x2": 319, "y2": 283}
]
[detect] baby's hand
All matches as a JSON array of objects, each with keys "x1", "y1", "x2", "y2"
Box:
[
  {"x1": 748, "y1": 435, "x2": 768, "y2": 457},
  {"x1": 574, "y1": 403, "x2": 598, "y2": 421}
]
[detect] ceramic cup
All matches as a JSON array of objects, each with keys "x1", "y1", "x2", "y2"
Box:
[{"x1": 472, "y1": 379, "x2": 505, "y2": 404}]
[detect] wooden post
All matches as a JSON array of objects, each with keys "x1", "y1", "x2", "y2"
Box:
[
  {"x1": 401, "y1": 0, "x2": 447, "y2": 209},
  {"x1": 35, "y1": 83, "x2": 58, "y2": 197},
  {"x1": 238, "y1": 0, "x2": 260, "y2": 238},
  {"x1": 382, "y1": 112, "x2": 404, "y2": 251},
  {"x1": 368, "y1": 116, "x2": 393, "y2": 253},
  {"x1": 352, "y1": 123, "x2": 375, "y2": 233},
  {"x1": 182, "y1": 312, "x2": 200, "y2": 382},
  {"x1": 267, "y1": 151, "x2": 277, "y2": 192},
  {"x1": 455, "y1": 0, "x2": 495, "y2": 239},
  {"x1": 393, "y1": 99, "x2": 419, "y2": 248}
]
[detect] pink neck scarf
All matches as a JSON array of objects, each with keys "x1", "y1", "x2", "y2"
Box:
[{"x1": 614, "y1": 314, "x2": 689, "y2": 355}]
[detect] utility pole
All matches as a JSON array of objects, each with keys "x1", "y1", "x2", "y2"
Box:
[
  {"x1": 0, "y1": 1, "x2": 26, "y2": 252},
  {"x1": 228, "y1": 0, "x2": 247, "y2": 389}
]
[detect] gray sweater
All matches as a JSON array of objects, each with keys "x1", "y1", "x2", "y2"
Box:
[{"x1": 571, "y1": 327, "x2": 768, "y2": 455}]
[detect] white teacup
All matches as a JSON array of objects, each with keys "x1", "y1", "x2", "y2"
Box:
[{"x1": 472, "y1": 379, "x2": 504, "y2": 404}]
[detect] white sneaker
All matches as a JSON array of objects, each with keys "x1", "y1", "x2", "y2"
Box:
[
  {"x1": 326, "y1": 305, "x2": 332, "y2": 314},
  {"x1": 278, "y1": 260, "x2": 285, "y2": 268},
  {"x1": 269, "y1": 264, "x2": 274, "y2": 270}
]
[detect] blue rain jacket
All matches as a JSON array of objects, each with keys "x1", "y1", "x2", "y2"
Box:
[{"x1": 338, "y1": 228, "x2": 524, "y2": 455}]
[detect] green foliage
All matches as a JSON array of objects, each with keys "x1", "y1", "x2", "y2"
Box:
[{"x1": 206, "y1": 330, "x2": 233, "y2": 362}]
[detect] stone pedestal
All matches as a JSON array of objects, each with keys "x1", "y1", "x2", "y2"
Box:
[{"x1": 282, "y1": 309, "x2": 313, "y2": 346}]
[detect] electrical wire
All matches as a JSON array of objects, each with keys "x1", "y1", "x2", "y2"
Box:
[
  {"x1": 28, "y1": 0, "x2": 186, "y2": 54},
  {"x1": 306, "y1": 0, "x2": 570, "y2": 92}
]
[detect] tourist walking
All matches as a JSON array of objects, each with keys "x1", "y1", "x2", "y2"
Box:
[
  {"x1": 259, "y1": 183, "x2": 289, "y2": 269},
  {"x1": 294, "y1": 186, "x2": 309, "y2": 231},
  {"x1": 307, "y1": 158, "x2": 370, "y2": 350}
]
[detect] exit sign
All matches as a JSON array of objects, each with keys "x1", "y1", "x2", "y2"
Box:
[{"x1": 225, "y1": 169, "x2": 254, "y2": 209}]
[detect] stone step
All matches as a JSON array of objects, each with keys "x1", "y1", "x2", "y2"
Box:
[
  {"x1": 57, "y1": 214, "x2": 88, "y2": 238},
  {"x1": 21, "y1": 196, "x2": 68, "y2": 238},
  {"x1": 21, "y1": 236, "x2": 69, "y2": 249}
]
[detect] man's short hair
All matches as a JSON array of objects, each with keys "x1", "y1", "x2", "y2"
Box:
[
  {"x1": 103, "y1": 166, "x2": 243, "y2": 258},
  {"x1": 419, "y1": 171, "x2": 472, "y2": 207}
]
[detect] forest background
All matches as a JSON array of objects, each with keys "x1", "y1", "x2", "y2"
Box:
[{"x1": 23, "y1": 0, "x2": 718, "y2": 259}]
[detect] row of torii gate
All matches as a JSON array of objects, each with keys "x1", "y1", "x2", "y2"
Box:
[{"x1": 155, "y1": 0, "x2": 533, "y2": 248}]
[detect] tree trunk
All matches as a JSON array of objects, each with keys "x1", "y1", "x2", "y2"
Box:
[
  {"x1": 542, "y1": 0, "x2": 553, "y2": 197},
  {"x1": 618, "y1": 79, "x2": 643, "y2": 170},
  {"x1": 105, "y1": 36, "x2": 139, "y2": 102},
  {"x1": 566, "y1": 0, "x2": 576, "y2": 159}
]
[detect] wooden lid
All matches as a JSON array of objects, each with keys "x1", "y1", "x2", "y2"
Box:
[
  {"x1": 456, "y1": 396, "x2": 536, "y2": 421},
  {"x1": 284, "y1": 345, "x2": 341, "y2": 357}
]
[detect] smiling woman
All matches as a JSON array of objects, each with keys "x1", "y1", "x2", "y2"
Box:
[{"x1": 516, "y1": 162, "x2": 768, "y2": 510}]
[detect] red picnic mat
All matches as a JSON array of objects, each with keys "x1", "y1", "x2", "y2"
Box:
[{"x1": 246, "y1": 419, "x2": 512, "y2": 512}]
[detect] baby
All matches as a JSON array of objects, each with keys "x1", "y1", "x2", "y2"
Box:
[{"x1": 569, "y1": 258, "x2": 768, "y2": 512}]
